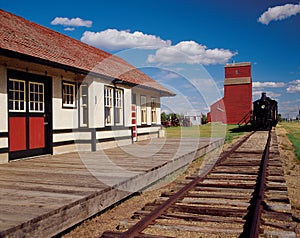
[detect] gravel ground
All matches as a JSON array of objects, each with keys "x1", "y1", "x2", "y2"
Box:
[
  {"x1": 276, "y1": 126, "x2": 300, "y2": 237},
  {"x1": 61, "y1": 129, "x2": 300, "y2": 238}
]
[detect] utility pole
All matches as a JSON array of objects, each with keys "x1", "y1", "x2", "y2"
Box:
[{"x1": 298, "y1": 108, "x2": 300, "y2": 124}]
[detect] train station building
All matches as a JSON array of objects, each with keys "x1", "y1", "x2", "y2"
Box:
[
  {"x1": 207, "y1": 62, "x2": 252, "y2": 124},
  {"x1": 0, "y1": 10, "x2": 175, "y2": 163}
]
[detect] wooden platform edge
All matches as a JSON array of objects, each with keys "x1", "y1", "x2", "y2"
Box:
[{"x1": 0, "y1": 138, "x2": 224, "y2": 238}]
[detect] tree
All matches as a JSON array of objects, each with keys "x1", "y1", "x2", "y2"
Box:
[
  {"x1": 161, "y1": 112, "x2": 168, "y2": 123},
  {"x1": 201, "y1": 114, "x2": 208, "y2": 124},
  {"x1": 277, "y1": 114, "x2": 282, "y2": 122}
]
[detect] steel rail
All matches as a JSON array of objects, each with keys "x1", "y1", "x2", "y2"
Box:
[
  {"x1": 119, "y1": 131, "x2": 256, "y2": 238},
  {"x1": 248, "y1": 130, "x2": 272, "y2": 238}
]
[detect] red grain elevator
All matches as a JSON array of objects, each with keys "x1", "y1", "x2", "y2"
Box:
[{"x1": 208, "y1": 62, "x2": 252, "y2": 124}]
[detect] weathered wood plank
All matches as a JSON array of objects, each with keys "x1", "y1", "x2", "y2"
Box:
[{"x1": 0, "y1": 138, "x2": 222, "y2": 237}]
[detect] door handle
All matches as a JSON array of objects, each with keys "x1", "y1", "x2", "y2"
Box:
[{"x1": 44, "y1": 122, "x2": 48, "y2": 125}]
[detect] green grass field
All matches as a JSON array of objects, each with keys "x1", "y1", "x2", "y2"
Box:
[
  {"x1": 164, "y1": 123, "x2": 247, "y2": 143},
  {"x1": 280, "y1": 121, "x2": 300, "y2": 160}
]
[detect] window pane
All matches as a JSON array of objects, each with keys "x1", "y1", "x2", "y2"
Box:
[
  {"x1": 39, "y1": 102, "x2": 43, "y2": 111},
  {"x1": 30, "y1": 83, "x2": 34, "y2": 92},
  {"x1": 20, "y1": 82, "x2": 24, "y2": 91},
  {"x1": 8, "y1": 79, "x2": 26, "y2": 112},
  {"x1": 82, "y1": 85, "x2": 87, "y2": 95},
  {"x1": 30, "y1": 102, "x2": 34, "y2": 111},
  {"x1": 35, "y1": 93, "x2": 39, "y2": 101},
  {"x1": 8, "y1": 90, "x2": 13, "y2": 101},
  {"x1": 115, "y1": 108, "x2": 120, "y2": 124},
  {"x1": 20, "y1": 102, "x2": 24, "y2": 111},
  {"x1": 8, "y1": 80, "x2": 13, "y2": 90},
  {"x1": 15, "y1": 92, "x2": 20, "y2": 100},
  {"x1": 105, "y1": 87, "x2": 113, "y2": 125},
  {"x1": 39, "y1": 93, "x2": 43, "y2": 102},
  {"x1": 83, "y1": 108, "x2": 88, "y2": 125},
  {"x1": 15, "y1": 81, "x2": 19, "y2": 90},
  {"x1": 141, "y1": 96, "x2": 147, "y2": 123},
  {"x1": 8, "y1": 100, "x2": 13, "y2": 110},
  {"x1": 15, "y1": 101, "x2": 19, "y2": 110},
  {"x1": 62, "y1": 82, "x2": 76, "y2": 107},
  {"x1": 82, "y1": 96, "x2": 87, "y2": 105},
  {"x1": 28, "y1": 82, "x2": 44, "y2": 112},
  {"x1": 20, "y1": 92, "x2": 25, "y2": 101},
  {"x1": 105, "y1": 107, "x2": 111, "y2": 124}
]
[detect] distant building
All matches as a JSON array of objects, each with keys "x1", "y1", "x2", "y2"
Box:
[
  {"x1": 184, "y1": 113, "x2": 201, "y2": 126},
  {"x1": 207, "y1": 62, "x2": 252, "y2": 124},
  {"x1": 0, "y1": 10, "x2": 174, "y2": 163}
]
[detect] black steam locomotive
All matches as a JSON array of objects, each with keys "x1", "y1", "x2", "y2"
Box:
[{"x1": 251, "y1": 92, "x2": 278, "y2": 130}]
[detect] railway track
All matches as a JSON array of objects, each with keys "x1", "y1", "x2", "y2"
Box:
[{"x1": 101, "y1": 130, "x2": 296, "y2": 238}]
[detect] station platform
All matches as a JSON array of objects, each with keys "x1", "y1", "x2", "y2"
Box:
[{"x1": 0, "y1": 137, "x2": 223, "y2": 237}]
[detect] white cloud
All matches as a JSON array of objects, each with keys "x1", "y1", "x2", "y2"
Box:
[
  {"x1": 81, "y1": 29, "x2": 171, "y2": 50},
  {"x1": 51, "y1": 17, "x2": 92, "y2": 27},
  {"x1": 281, "y1": 98, "x2": 300, "y2": 105},
  {"x1": 290, "y1": 79, "x2": 300, "y2": 84},
  {"x1": 253, "y1": 81, "x2": 285, "y2": 88},
  {"x1": 157, "y1": 71, "x2": 181, "y2": 81},
  {"x1": 147, "y1": 41, "x2": 236, "y2": 65},
  {"x1": 258, "y1": 3, "x2": 300, "y2": 25},
  {"x1": 287, "y1": 79, "x2": 300, "y2": 93},
  {"x1": 253, "y1": 91, "x2": 281, "y2": 99},
  {"x1": 64, "y1": 27, "x2": 75, "y2": 31}
]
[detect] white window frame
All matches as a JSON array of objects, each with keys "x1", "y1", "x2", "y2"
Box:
[
  {"x1": 140, "y1": 95, "x2": 147, "y2": 124},
  {"x1": 62, "y1": 82, "x2": 76, "y2": 108},
  {"x1": 79, "y1": 83, "x2": 88, "y2": 127},
  {"x1": 114, "y1": 89, "x2": 123, "y2": 125},
  {"x1": 105, "y1": 86, "x2": 114, "y2": 126},
  {"x1": 8, "y1": 78, "x2": 26, "y2": 112},
  {"x1": 151, "y1": 97, "x2": 157, "y2": 124},
  {"x1": 29, "y1": 81, "x2": 44, "y2": 113}
]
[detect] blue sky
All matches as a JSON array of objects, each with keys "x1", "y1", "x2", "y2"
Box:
[{"x1": 1, "y1": 0, "x2": 300, "y2": 118}]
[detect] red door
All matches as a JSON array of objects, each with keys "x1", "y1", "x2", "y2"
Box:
[{"x1": 8, "y1": 70, "x2": 52, "y2": 160}]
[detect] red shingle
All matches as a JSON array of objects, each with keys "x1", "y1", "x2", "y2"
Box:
[{"x1": 0, "y1": 9, "x2": 174, "y2": 96}]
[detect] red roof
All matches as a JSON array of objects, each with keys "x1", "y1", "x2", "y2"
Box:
[{"x1": 0, "y1": 9, "x2": 174, "y2": 96}]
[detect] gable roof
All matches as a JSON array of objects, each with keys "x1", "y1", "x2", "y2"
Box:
[{"x1": 0, "y1": 9, "x2": 174, "y2": 96}]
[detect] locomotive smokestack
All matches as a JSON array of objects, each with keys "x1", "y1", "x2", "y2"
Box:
[{"x1": 261, "y1": 92, "x2": 266, "y2": 101}]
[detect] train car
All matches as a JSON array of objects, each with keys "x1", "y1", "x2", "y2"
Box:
[{"x1": 251, "y1": 92, "x2": 278, "y2": 130}]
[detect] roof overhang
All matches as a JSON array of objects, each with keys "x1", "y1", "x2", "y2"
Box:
[{"x1": 0, "y1": 48, "x2": 175, "y2": 97}]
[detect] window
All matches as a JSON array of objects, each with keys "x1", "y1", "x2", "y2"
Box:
[
  {"x1": 151, "y1": 97, "x2": 157, "y2": 123},
  {"x1": 8, "y1": 79, "x2": 45, "y2": 113},
  {"x1": 8, "y1": 79, "x2": 26, "y2": 112},
  {"x1": 141, "y1": 96, "x2": 147, "y2": 124},
  {"x1": 62, "y1": 82, "x2": 76, "y2": 108},
  {"x1": 114, "y1": 89, "x2": 123, "y2": 125},
  {"x1": 29, "y1": 82, "x2": 44, "y2": 113},
  {"x1": 105, "y1": 86, "x2": 113, "y2": 125},
  {"x1": 132, "y1": 93, "x2": 136, "y2": 105},
  {"x1": 79, "y1": 84, "x2": 88, "y2": 127},
  {"x1": 104, "y1": 86, "x2": 124, "y2": 126}
]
